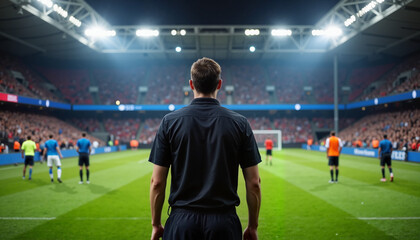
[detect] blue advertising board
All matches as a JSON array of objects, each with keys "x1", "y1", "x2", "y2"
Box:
[
  {"x1": 302, "y1": 144, "x2": 420, "y2": 163},
  {"x1": 0, "y1": 145, "x2": 127, "y2": 166}
]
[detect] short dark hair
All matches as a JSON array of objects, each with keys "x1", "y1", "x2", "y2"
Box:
[
  {"x1": 190, "y1": 57, "x2": 221, "y2": 94},
  {"x1": 331, "y1": 131, "x2": 336, "y2": 136},
  {"x1": 27, "y1": 136, "x2": 31, "y2": 140},
  {"x1": 82, "y1": 132, "x2": 86, "y2": 137},
  {"x1": 384, "y1": 134, "x2": 387, "y2": 139},
  {"x1": 49, "y1": 135, "x2": 53, "y2": 139}
]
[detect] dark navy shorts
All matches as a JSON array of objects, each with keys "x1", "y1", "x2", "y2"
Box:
[
  {"x1": 78, "y1": 153, "x2": 90, "y2": 166},
  {"x1": 163, "y1": 207, "x2": 242, "y2": 240},
  {"x1": 380, "y1": 153, "x2": 391, "y2": 166},
  {"x1": 266, "y1": 149, "x2": 272, "y2": 156},
  {"x1": 24, "y1": 156, "x2": 34, "y2": 166},
  {"x1": 328, "y1": 156, "x2": 339, "y2": 166}
]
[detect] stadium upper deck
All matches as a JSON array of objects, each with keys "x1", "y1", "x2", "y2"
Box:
[{"x1": 1, "y1": 52, "x2": 419, "y2": 105}]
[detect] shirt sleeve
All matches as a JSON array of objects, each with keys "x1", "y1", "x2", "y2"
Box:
[
  {"x1": 21, "y1": 142, "x2": 25, "y2": 150},
  {"x1": 239, "y1": 120, "x2": 262, "y2": 169},
  {"x1": 148, "y1": 119, "x2": 171, "y2": 167},
  {"x1": 325, "y1": 138, "x2": 330, "y2": 148},
  {"x1": 338, "y1": 138, "x2": 343, "y2": 147}
]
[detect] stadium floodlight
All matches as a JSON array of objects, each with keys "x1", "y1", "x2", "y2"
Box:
[
  {"x1": 344, "y1": 15, "x2": 356, "y2": 27},
  {"x1": 180, "y1": 29, "x2": 186, "y2": 36},
  {"x1": 69, "y1": 16, "x2": 82, "y2": 27},
  {"x1": 245, "y1": 29, "x2": 260, "y2": 36},
  {"x1": 249, "y1": 46, "x2": 256, "y2": 52},
  {"x1": 85, "y1": 28, "x2": 116, "y2": 38},
  {"x1": 136, "y1": 29, "x2": 159, "y2": 37},
  {"x1": 312, "y1": 27, "x2": 342, "y2": 37},
  {"x1": 175, "y1": 46, "x2": 182, "y2": 52},
  {"x1": 116, "y1": 100, "x2": 121, "y2": 105},
  {"x1": 53, "y1": 4, "x2": 68, "y2": 18},
  {"x1": 271, "y1": 29, "x2": 292, "y2": 36},
  {"x1": 325, "y1": 27, "x2": 342, "y2": 37},
  {"x1": 38, "y1": 0, "x2": 53, "y2": 8},
  {"x1": 344, "y1": 0, "x2": 385, "y2": 27},
  {"x1": 171, "y1": 30, "x2": 177, "y2": 36},
  {"x1": 312, "y1": 29, "x2": 324, "y2": 36}
]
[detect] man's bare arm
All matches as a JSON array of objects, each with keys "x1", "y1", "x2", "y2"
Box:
[
  {"x1": 243, "y1": 165, "x2": 261, "y2": 240},
  {"x1": 150, "y1": 164, "x2": 169, "y2": 240}
]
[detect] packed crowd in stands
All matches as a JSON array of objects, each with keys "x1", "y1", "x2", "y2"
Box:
[
  {"x1": 71, "y1": 118, "x2": 102, "y2": 133},
  {"x1": 337, "y1": 109, "x2": 420, "y2": 151},
  {"x1": 348, "y1": 64, "x2": 394, "y2": 101},
  {"x1": 38, "y1": 68, "x2": 93, "y2": 104},
  {"x1": 1, "y1": 51, "x2": 419, "y2": 105},
  {"x1": 92, "y1": 67, "x2": 147, "y2": 105},
  {"x1": 231, "y1": 65, "x2": 269, "y2": 104},
  {"x1": 103, "y1": 118, "x2": 140, "y2": 143},
  {"x1": 0, "y1": 53, "x2": 61, "y2": 101},
  {"x1": 312, "y1": 117, "x2": 354, "y2": 131},
  {"x1": 358, "y1": 54, "x2": 420, "y2": 101},
  {"x1": 0, "y1": 111, "x2": 104, "y2": 151},
  {"x1": 144, "y1": 66, "x2": 188, "y2": 104},
  {"x1": 138, "y1": 118, "x2": 161, "y2": 145}
]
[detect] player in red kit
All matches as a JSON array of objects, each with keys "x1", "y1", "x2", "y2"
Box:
[{"x1": 265, "y1": 138, "x2": 273, "y2": 166}]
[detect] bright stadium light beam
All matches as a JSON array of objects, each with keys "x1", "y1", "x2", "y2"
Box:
[
  {"x1": 312, "y1": 29, "x2": 324, "y2": 36},
  {"x1": 180, "y1": 29, "x2": 186, "y2": 36},
  {"x1": 136, "y1": 29, "x2": 159, "y2": 37},
  {"x1": 53, "y1": 4, "x2": 68, "y2": 18},
  {"x1": 245, "y1": 29, "x2": 260, "y2": 36},
  {"x1": 171, "y1": 29, "x2": 177, "y2": 36},
  {"x1": 85, "y1": 27, "x2": 116, "y2": 38},
  {"x1": 175, "y1": 46, "x2": 182, "y2": 52},
  {"x1": 249, "y1": 46, "x2": 256, "y2": 52},
  {"x1": 38, "y1": 0, "x2": 53, "y2": 8},
  {"x1": 345, "y1": 0, "x2": 386, "y2": 27},
  {"x1": 271, "y1": 29, "x2": 292, "y2": 36},
  {"x1": 69, "y1": 16, "x2": 82, "y2": 27},
  {"x1": 312, "y1": 27, "x2": 342, "y2": 37},
  {"x1": 325, "y1": 27, "x2": 342, "y2": 37}
]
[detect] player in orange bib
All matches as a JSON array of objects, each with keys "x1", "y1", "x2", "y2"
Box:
[
  {"x1": 325, "y1": 131, "x2": 343, "y2": 183},
  {"x1": 265, "y1": 138, "x2": 273, "y2": 166}
]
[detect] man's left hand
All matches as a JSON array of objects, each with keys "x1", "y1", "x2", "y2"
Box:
[{"x1": 151, "y1": 224, "x2": 164, "y2": 240}]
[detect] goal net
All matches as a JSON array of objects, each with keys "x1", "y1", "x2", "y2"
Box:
[{"x1": 253, "y1": 130, "x2": 282, "y2": 151}]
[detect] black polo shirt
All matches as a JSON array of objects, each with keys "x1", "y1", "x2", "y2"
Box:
[{"x1": 149, "y1": 98, "x2": 261, "y2": 209}]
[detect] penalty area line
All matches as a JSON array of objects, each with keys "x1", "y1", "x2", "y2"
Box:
[
  {"x1": 358, "y1": 217, "x2": 420, "y2": 220},
  {"x1": 0, "y1": 217, "x2": 56, "y2": 220}
]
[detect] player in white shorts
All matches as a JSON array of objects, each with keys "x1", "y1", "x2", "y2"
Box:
[{"x1": 43, "y1": 135, "x2": 64, "y2": 183}]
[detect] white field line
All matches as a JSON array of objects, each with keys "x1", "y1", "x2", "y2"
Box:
[
  {"x1": 0, "y1": 166, "x2": 19, "y2": 171},
  {"x1": 138, "y1": 159, "x2": 147, "y2": 164},
  {"x1": 358, "y1": 217, "x2": 420, "y2": 220},
  {"x1": 0, "y1": 217, "x2": 56, "y2": 220}
]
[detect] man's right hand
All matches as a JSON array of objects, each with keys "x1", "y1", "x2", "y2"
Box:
[
  {"x1": 243, "y1": 227, "x2": 258, "y2": 240},
  {"x1": 151, "y1": 225, "x2": 164, "y2": 240}
]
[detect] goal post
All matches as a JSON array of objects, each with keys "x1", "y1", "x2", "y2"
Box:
[{"x1": 253, "y1": 130, "x2": 282, "y2": 151}]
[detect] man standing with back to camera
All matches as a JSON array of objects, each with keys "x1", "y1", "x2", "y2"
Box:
[
  {"x1": 326, "y1": 131, "x2": 343, "y2": 183},
  {"x1": 76, "y1": 132, "x2": 91, "y2": 184},
  {"x1": 149, "y1": 57, "x2": 262, "y2": 240},
  {"x1": 378, "y1": 134, "x2": 394, "y2": 182}
]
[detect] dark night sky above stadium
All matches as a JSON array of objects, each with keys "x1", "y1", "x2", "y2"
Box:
[{"x1": 85, "y1": 0, "x2": 339, "y2": 25}]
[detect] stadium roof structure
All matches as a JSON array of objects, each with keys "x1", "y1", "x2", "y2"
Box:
[{"x1": 0, "y1": 0, "x2": 419, "y2": 61}]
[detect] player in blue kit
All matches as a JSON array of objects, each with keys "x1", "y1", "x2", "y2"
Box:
[
  {"x1": 76, "y1": 133, "x2": 91, "y2": 184},
  {"x1": 43, "y1": 135, "x2": 63, "y2": 183},
  {"x1": 378, "y1": 134, "x2": 394, "y2": 182}
]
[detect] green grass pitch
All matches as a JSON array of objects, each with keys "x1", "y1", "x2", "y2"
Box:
[{"x1": 0, "y1": 149, "x2": 419, "y2": 239}]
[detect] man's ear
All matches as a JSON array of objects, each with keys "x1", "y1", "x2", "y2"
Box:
[
  {"x1": 216, "y1": 79, "x2": 222, "y2": 90},
  {"x1": 189, "y1": 80, "x2": 195, "y2": 90}
]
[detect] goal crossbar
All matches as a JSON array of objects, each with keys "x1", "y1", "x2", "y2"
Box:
[{"x1": 253, "y1": 130, "x2": 282, "y2": 151}]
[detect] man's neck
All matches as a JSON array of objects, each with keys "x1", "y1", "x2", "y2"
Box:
[{"x1": 193, "y1": 92, "x2": 217, "y2": 99}]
